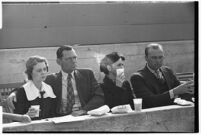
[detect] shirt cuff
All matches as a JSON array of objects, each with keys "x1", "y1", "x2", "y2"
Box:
[
  {"x1": 169, "y1": 90, "x2": 175, "y2": 99},
  {"x1": 169, "y1": 89, "x2": 179, "y2": 99}
]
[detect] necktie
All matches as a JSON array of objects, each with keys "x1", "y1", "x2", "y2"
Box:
[
  {"x1": 155, "y1": 70, "x2": 165, "y2": 84},
  {"x1": 66, "y1": 73, "x2": 75, "y2": 114},
  {"x1": 39, "y1": 91, "x2": 45, "y2": 118},
  {"x1": 40, "y1": 91, "x2": 45, "y2": 99}
]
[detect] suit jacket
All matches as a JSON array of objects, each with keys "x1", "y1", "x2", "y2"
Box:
[
  {"x1": 100, "y1": 76, "x2": 134, "y2": 109},
  {"x1": 45, "y1": 68, "x2": 104, "y2": 116},
  {"x1": 130, "y1": 65, "x2": 180, "y2": 109}
]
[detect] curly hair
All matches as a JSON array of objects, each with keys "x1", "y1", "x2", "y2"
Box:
[
  {"x1": 100, "y1": 52, "x2": 125, "y2": 75},
  {"x1": 25, "y1": 55, "x2": 48, "y2": 80}
]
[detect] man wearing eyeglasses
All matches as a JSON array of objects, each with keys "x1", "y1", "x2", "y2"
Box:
[{"x1": 130, "y1": 43, "x2": 194, "y2": 109}]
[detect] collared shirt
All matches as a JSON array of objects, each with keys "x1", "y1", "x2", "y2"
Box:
[
  {"x1": 61, "y1": 70, "x2": 81, "y2": 112},
  {"x1": 146, "y1": 64, "x2": 175, "y2": 99},
  {"x1": 146, "y1": 64, "x2": 163, "y2": 78}
]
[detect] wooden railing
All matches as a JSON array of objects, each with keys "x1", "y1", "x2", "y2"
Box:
[
  {"x1": 3, "y1": 105, "x2": 195, "y2": 132},
  {"x1": 0, "y1": 82, "x2": 23, "y2": 101}
]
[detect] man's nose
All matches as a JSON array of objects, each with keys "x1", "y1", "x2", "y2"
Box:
[
  {"x1": 42, "y1": 69, "x2": 47, "y2": 74},
  {"x1": 72, "y1": 58, "x2": 77, "y2": 63},
  {"x1": 120, "y1": 65, "x2": 124, "y2": 68},
  {"x1": 156, "y1": 57, "x2": 162, "y2": 62}
]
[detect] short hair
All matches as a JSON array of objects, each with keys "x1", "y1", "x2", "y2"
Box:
[
  {"x1": 100, "y1": 52, "x2": 125, "y2": 75},
  {"x1": 145, "y1": 43, "x2": 163, "y2": 56},
  {"x1": 56, "y1": 45, "x2": 73, "y2": 59},
  {"x1": 25, "y1": 55, "x2": 48, "y2": 80}
]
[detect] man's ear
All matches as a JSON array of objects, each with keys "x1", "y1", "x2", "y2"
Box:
[
  {"x1": 56, "y1": 58, "x2": 61, "y2": 66},
  {"x1": 145, "y1": 55, "x2": 148, "y2": 62},
  {"x1": 106, "y1": 65, "x2": 112, "y2": 72}
]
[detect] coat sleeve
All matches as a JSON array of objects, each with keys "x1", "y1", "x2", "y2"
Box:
[
  {"x1": 166, "y1": 67, "x2": 181, "y2": 88},
  {"x1": 82, "y1": 70, "x2": 105, "y2": 111},
  {"x1": 121, "y1": 81, "x2": 134, "y2": 108},
  {"x1": 130, "y1": 73, "x2": 174, "y2": 109},
  {"x1": 167, "y1": 68, "x2": 194, "y2": 101},
  {"x1": 13, "y1": 88, "x2": 30, "y2": 115}
]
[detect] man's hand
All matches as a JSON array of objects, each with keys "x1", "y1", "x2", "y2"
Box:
[
  {"x1": 72, "y1": 109, "x2": 87, "y2": 117},
  {"x1": 6, "y1": 92, "x2": 17, "y2": 110},
  {"x1": 173, "y1": 80, "x2": 194, "y2": 96}
]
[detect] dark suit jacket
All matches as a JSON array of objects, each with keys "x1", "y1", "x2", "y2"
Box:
[
  {"x1": 100, "y1": 76, "x2": 134, "y2": 109},
  {"x1": 130, "y1": 65, "x2": 180, "y2": 109},
  {"x1": 45, "y1": 68, "x2": 104, "y2": 116}
]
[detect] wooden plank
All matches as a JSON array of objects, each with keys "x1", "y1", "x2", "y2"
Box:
[
  {"x1": 0, "y1": 2, "x2": 195, "y2": 49},
  {"x1": 0, "y1": 82, "x2": 23, "y2": 89},
  {"x1": 0, "y1": 23, "x2": 194, "y2": 49},
  {"x1": 3, "y1": 105, "x2": 194, "y2": 132},
  {"x1": 2, "y1": 2, "x2": 194, "y2": 27},
  {"x1": 0, "y1": 40, "x2": 194, "y2": 84}
]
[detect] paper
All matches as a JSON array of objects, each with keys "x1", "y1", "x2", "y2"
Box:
[
  {"x1": 174, "y1": 98, "x2": 194, "y2": 106},
  {"x1": 87, "y1": 105, "x2": 110, "y2": 116},
  {"x1": 111, "y1": 104, "x2": 133, "y2": 114},
  {"x1": 47, "y1": 114, "x2": 90, "y2": 124}
]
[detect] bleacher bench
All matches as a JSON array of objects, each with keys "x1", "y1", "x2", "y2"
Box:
[
  {"x1": 0, "y1": 82, "x2": 24, "y2": 101},
  {"x1": 0, "y1": 82, "x2": 24, "y2": 123},
  {"x1": 176, "y1": 72, "x2": 194, "y2": 82}
]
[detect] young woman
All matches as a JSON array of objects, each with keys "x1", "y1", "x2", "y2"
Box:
[{"x1": 13, "y1": 56, "x2": 56, "y2": 120}]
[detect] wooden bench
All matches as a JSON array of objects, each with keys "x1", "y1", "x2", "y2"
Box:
[
  {"x1": 0, "y1": 82, "x2": 24, "y2": 101},
  {"x1": 0, "y1": 82, "x2": 24, "y2": 123},
  {"x1": 176, "y1": 72, "x2": 194, "y2": 82}
]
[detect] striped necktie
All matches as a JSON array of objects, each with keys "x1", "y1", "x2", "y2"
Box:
[
  {"x1": 66, "y1": 73, "x2": 75, "y2": 114},
  {"x1": 155, "y1": 70, "x2": 165, "y2": 84}
]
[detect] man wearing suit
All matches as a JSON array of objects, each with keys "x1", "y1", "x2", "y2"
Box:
[
  {"x1": 130, "y1": 43, "x2": 194, "y2": 109},
  {"x1": 7, "y1": 45, "x2": 104, "y2": 117},
  {"x1": 45, "y1": 45, "x2": 104, "y2": 116}
]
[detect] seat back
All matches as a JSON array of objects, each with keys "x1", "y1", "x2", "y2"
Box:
[{"x1": 0, "y1": 82, "x2": 24, "y2": 123}]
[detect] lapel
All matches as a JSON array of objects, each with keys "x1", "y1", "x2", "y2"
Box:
[
  {"x1": 55, "y1": 72, "x2": 62, "y2": 109},
  {"x1": 142, "y1": 66, "x2": 161, "y2": 94},
  {"x1": 160, "y1": 67, "x2": 171, "y2": 89},
  {"x1": 74, "y1": 69, "x2": 85, "y2": 106}
]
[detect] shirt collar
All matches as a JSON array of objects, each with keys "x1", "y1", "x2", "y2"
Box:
[
  {"x1": 61, "y1": 70, "x2": 75, "y2": 80},
  {"x1": 146, "y1": 63, "x2": 160, "y2": 74},
  {"x1": 23, "y1": 80, "x2": 56, "y2": 101}
]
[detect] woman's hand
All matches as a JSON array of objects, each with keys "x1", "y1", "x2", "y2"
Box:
[{"x1": 26, "y1": 106, "x2": 40, "y2": 118}]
